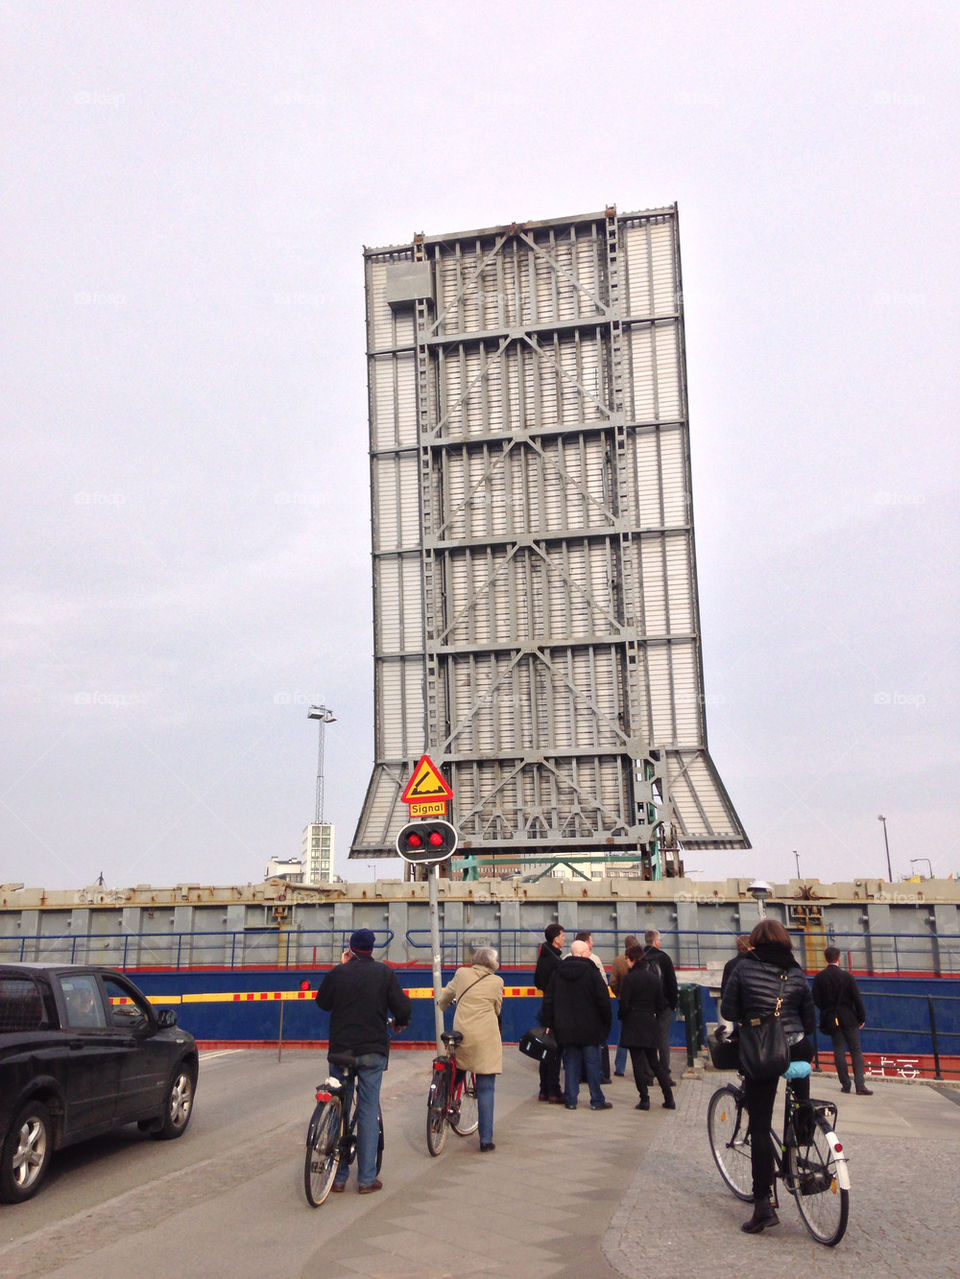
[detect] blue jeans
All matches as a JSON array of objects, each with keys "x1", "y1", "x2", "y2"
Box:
[
  {"x1": 562, "y1": 1044, "x2": 606, "y2": 1107},
  {"x1": 614, "y1": 1040, "x2": 628, "y2": 1074},
  {"x1": 329, "y1": 1052, "x2": 386, "y2": 1187},
  {"x1": 475, "y1": 1073, "x2": 496, "y2": 1145}
]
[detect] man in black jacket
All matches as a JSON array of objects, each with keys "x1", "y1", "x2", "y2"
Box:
[
  {"x1": 541, "y1": 940, "x2": 612, "y2": 1110},
  {"x1": 641, "y1": 929, "x2": 679, "y2": 1083},
  {"x1": 315, "y1": 929, "x2": 412, "y2": 1193},
  {"x1": 812, "y1": 946, "x2": 872, "y2": 1095},
  {"x1": 533, "y1": 923, "x2": 565, "y2": 1103}
]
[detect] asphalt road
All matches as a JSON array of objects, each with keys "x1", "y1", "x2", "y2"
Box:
[{"x1": 1, "y1": 1048, "x2": 958, "y2": 1278}]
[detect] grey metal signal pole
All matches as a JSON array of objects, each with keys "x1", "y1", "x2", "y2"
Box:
[{"x1": 429, "y1": 864, "x2": 444, "y2": 1051}]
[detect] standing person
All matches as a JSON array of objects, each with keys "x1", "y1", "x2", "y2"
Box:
[
  {"x1": 640, "y1": 929, "x2": 679, "y2": 1084},
  {"x1": 721, "y1": 919, "x2": 816, "y2": 1233},
  {"x1": 533, "y1": 923, "x2": 565, "y2": 1103},
  {"x1": 610, "y1": 935, "x2": 639, "y2": 1076},
  {"x1": 618, "y1": 943, "x2": 675, "y2": 1109},
  {"x1": 315, "y1": 929, "x2": 412, "y2": 1194},
  {"x1": 438, "y1": 946, "x2": 504, "y2": 1152},
  {"x1": 720, "y1": 934, "x2": 751, "y2": 999},
  {"x1": 812, "y1": 946, "x2": 872, "y2": 1095},
  {"x1": 575, "y1": 930, "x2": 612, "y2": 1083},
  {"x1": 541, "y1": 940, "x2": 612, "y2": 1111}
]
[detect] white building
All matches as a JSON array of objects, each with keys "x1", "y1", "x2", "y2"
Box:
[
  {"x1": 301, "y1": 822, "x2": 334, "y2": 884},
  {"x1": 264, "y1": 857, "x2": 304, "y2": 884}
]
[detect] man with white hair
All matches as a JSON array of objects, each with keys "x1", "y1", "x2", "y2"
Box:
[{"x1": 541, "y1": 939, "x2": 613, "y2": 1110}]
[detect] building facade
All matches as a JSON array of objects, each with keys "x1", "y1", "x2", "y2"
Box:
[{"x1": 301, "y1": 822, "x2": 334, "y2": 884}]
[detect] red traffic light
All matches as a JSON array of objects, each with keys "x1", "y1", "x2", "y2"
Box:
[{"x1": 395, "y1": 819, "x2": 458, "y2": 863}]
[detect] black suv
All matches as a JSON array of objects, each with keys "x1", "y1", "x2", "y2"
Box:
[{"x1": 0, "y1": 964, "x2": 198, "y2": 1202}]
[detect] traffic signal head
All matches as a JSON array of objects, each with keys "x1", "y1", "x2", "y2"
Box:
[{"x1": 395, "y1": 819, "x2": 458, "y2": 863}]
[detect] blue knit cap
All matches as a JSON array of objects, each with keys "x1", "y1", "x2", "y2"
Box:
[{"x1": 349, "y1": 928, "x2": 376, "y2": 954}]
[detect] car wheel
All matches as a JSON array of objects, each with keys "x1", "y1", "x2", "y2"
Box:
[
  {"x1": 152, "y1": 1064, "x2": 196, "y2": 1140},
  {"x1": 0, "y1": 1101, "x2": 54, "y2": 1203}
]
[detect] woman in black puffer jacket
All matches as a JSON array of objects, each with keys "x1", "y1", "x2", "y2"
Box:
[{"x1": 720, "y1": 918, "x2": 816, "y2": 1233}]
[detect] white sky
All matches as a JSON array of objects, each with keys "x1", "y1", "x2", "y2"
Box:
[{"x1": 2, "y1": 1, "x2": 957, "y2": 891}]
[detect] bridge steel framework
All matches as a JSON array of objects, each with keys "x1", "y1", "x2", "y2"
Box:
[{"x1": 351, "y1": 204, "x2": 748, "y2": 869}]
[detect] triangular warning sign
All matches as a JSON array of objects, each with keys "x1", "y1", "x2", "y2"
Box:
[{"x1": 400, "y1": 754, "x2": 453, "y2": 804}]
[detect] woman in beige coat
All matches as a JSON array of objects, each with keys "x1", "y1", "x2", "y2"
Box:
[{"x1": 437, "y1": 946, "x2": 504, "y2": 1151}]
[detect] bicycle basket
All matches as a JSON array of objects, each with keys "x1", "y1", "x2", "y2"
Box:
[{"x1": 708, "y1": 1028, "x2": 740, "y2": 1071}]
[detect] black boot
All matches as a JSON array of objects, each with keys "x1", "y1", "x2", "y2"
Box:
[
  {"x1": 662, "y1": 1085, "x2": 675, "y2": 1110},
  {"x1": 635, "y1": 1086, "x2": 650, "y2": 1111},
  {"x1": 741, "y1": 1197, "x2": 779, "y2": 1234}
]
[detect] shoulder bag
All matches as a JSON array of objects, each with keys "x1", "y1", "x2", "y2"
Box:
[{"x1": 738, "y1": 972, "x2": 790, "y2": 1080}]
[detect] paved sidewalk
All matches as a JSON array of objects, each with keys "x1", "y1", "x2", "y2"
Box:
[
  {"x1": 312, "y1": 1051, "x2": 960, "y2": 1278},
  {"x1": 606, "y1": 1069, "x2": 960, "y2": 1279}
]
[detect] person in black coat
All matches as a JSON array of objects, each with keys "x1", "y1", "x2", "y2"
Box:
[
  {"x1": 720, "y1": 918, "x2": 815, "y2": 1234},
  {"x1": 812, "y1": 946, "x2": 872, "y2": 1095},
  {"x1": 314, "y1": 929, "x2": 412, "y2": 1193},
  {"x1": 618, "y1": 945, "x2": 675, "y2": 1110},
  {"x1": 640, "y1": 929, "x2": 679, "y2": 1081},
  {"x1": 541, "y1": 940, "x2": 612, "y2": 1110},
  {"x1": 533, "y1": 923, "x2": 565, "y2": 1103}
]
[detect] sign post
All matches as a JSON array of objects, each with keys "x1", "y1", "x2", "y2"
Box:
[{"x1": 397, "y1": 756, "x2": 456, "y2": 1050}]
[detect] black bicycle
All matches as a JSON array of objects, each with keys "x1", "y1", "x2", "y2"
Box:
[
  {"x1": 304, "y1": 1052, "x2": 384, "y2": 1207},
  {"x1": 707, "y1": 1062, "x2": 850, "y2": 1246},
  {"x1": 426, "y1": 1030, "x2": 479, "y2": 1156}
]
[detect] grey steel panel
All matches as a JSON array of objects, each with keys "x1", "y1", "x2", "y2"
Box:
[{"x1": 353, "y1": 205, "x2": 748, "y2": 862}]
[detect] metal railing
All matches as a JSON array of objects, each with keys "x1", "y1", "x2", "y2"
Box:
[
  {"x1": 1, "y1": 924, "x2": 958, "y2": 977},
  {"x1": 0, "y1": 928, "x2": 395, "y2": 971}
]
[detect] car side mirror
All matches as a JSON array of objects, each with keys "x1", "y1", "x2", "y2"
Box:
[{"x1": 157, "y1": 1007, "x2": 179, "y2": 1029}]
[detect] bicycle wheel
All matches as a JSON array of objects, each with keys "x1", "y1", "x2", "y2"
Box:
[
  {"x1": 304, "y1": 1098, "x2": 342, "y2": 1207},
  {"x1": 707, "y1": 1085, "x2": 753, "y2": 1202},
  {"x1": 376, "y1": 1105, "x2": 384, "y2": 1174},
  {"x1": 787, "y1": 1116, "x2": 849, "y2": 1246},
  {"x1": 451, "y1": 1073, "x2": 479, "y2": 1136},
  {"x1": 427, "y1": 1072, "x2": 450, "y2": 1156}
]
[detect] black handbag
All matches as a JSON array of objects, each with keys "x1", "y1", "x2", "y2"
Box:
[
  {"x1": 738, "y1": 974, "x2": 790, "y2": 1080},
  {"x1": 518, "y1": 1026, "x2": 558, "y2": 1062}
]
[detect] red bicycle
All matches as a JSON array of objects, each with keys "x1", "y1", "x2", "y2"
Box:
[{"x1": 426, "y1": 1030, "x2": 479, "y2": 1155}]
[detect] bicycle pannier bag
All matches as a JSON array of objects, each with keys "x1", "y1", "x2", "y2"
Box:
[{"x1": 738, "y1": 973, "x2": 790, "y2": 1080}]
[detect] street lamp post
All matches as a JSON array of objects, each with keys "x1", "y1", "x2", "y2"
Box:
[
  {"x1": 910, "y1": 857, "x2": 933, "y2": 880},
  {"x1": 748, "y1": 879, "x2": 773, "y2": 920},
  {"x1": 793, "y1": 850, "x2": 801, "y2": 879},
  {"x1": 307, "y1": 704, "x2": 336, "y2": 824},
  {"x1": 878, "y1": 814, "x2": 893, "y2": 881}
]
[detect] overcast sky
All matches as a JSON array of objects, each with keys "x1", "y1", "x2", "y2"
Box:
[{"x1": 2, "y1": 1, "x2": 957, "y2": 892}]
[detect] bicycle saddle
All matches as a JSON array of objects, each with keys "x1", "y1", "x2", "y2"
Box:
[
  {"x1": 441, "y1": 1031, "x2": 464, "y2": 1046},
  {"x1": 328, "y1": 1051, "x2": 361, "y2": 1068},
  {"x1": 784, "y1": 1060, "x2": 812, "y2": 1080}
]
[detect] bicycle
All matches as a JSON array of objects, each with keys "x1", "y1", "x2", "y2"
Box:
[
  {"x1": 426, "y1": 1030, "x2": 479, "y2": 1155},
  {"x1": 706, "y1": 1060, "x2": 850, "y2": 1246},
  {"x1": 304, "y1": 1051, "x2": 384, "y2": 1207}
]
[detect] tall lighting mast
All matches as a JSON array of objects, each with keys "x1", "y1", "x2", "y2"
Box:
[{"x1": 307, "y1": 705, "x2": 336, "y2": 824}]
